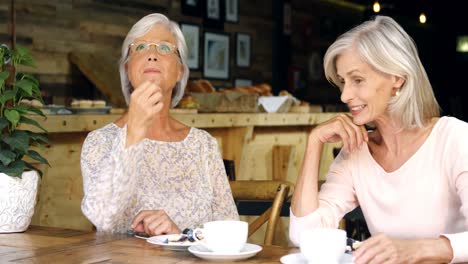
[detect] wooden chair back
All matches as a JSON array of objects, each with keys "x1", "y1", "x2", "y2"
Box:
[{"x1": 229, "y1": 180, "x2": 292, "y2": 245}]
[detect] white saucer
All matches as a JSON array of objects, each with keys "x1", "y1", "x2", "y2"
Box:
[
  {"x1": 188, "y1": 243, "x2": 262, "y2": 261},
  {"x1": 280, "y1": 252, "x2": 354, "y2": 264},
  {"x1": 147, "y1": 234, "x2": 198, "y2": 251}
]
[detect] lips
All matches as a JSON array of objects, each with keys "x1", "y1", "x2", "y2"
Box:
[
  {"x1": 349, "y1": 105, "x2": 366, "y2": 115},
  {"x1": 144, "y1": 68, "x2": 161, "y2": 74}
]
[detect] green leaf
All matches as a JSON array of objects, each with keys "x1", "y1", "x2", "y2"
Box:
[
  {"x1": 21, "y1": 73, "x2": 39, "y2": 87},
  {"x1": 0, "y1": 160, "x2": 25, "y2": 177},
  {"x1": 0, "y1": 117, "x2": 8, "y2": 131},
  {"x1": 5, "y1": 109, "x2": 20, "y2": 128},
  {"x1": 0, "y1": 149, "x2": 15, "y2": 166},
  {"x1": 27, "y1": 131, "x2": 49, "y2": 144},
  {"x1": 24, "y1": 161, "x2": 42, "y2": 178},
  {"x1": 27, "y1": 106, "x2": 46, "y2": 117},
  {"x1": 15, "y1": 45, "x2": 35, "y2": 67},
  {"x1": 0, "y1": 71, "x2": 9, "y2": 84},
  {"x1": 19, "y1": 116, "x2": 47, "y2": 133},
  {"x1": 26, "y1": 150, "x2": 49, "y2": 166},
  {"x1": 12, "y1": 105, "x2": 29, "y2": 114},
  {"x1": 0, "y1": 89, "x2": 16, "y2": 105},
  {"x1": 2, "y1": 130, "x2": 29, "y2": 153},
  {"x1": 15, "y1": 79, "x2": 33, "y2": 96}
]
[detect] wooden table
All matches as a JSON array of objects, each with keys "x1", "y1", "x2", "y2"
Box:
[{"x1": 0, "y1": 226, "x2": 299, "y2": 263}]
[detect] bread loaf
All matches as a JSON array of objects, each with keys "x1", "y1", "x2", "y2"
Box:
[{"x1": 186, "y1": 79, "x2": 216, "y2": 93}]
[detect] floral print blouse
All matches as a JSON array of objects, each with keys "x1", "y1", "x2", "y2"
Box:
[{"x1": 81, "y1": 123, "x2": 239, "y2": 233}]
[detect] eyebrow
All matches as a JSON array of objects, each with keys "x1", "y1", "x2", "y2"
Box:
[
  {"x1": 337, "y1": 69, "x2": 362, "y2": 79},
  {"x1": 136, "y1": 39, "x2": 174, "y2": 43}
]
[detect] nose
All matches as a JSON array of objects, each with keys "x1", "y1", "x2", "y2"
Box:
[
  {"x1": 340, "y1": 83, "x2": 353, "y2": 104},
  {"x1": 147, "y1": 51, "x2": 158, "y2": 62}
]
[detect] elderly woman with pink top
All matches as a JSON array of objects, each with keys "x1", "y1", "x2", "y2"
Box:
[{"x1": 290, "y1": 16, "x2": 468, "y2": 263}]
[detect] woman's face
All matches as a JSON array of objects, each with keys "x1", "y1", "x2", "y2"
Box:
[
  {"x1": 126, "y1": 25, "x2": 183, "y2": 95},
  {"x1": 335, "y1": 49, "x2": 404, "y2": 125}
]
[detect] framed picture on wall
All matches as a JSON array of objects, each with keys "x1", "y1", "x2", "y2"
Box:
[
  {"x1": 181, "y1": 0, "x2": 202, "y2": 16},
  {"x1": 236, "y1": 33, "x2": 251, "y2": 68},
  {"x1": 203, "y1": 0, "x2": 225, "y2": 30},
  {"x1": 225, "y1": 0, "x2": 239, "y2": 23},
  {"x1": 203, "y1": 32, "x2": 230, "y2": 79},
  {"x1": 180, "y1": 23, "x2": 200, "y2": 70},
  {"x1": 234, "y1": 78, "x2": 252, "y2": 87}
]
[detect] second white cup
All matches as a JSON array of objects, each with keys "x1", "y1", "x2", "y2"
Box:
[
  {"x1": 193, "y1": 220, "x2": 248, "y2": 253},
  {"x1": 299, "y1": 228, "x2": 347, "y2": 264}
]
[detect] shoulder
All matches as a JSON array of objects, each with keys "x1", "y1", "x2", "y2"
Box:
[
  {"x1": 436, "y1": 116, "x2": 468, "y2": 133},
  {"x1": 434, "y1": 116, "x2": 468, "y2": 144},
  {"x1": 84, "y1": 123, "x2": 121, "y2": 146},
  {"x1": 190, "y1": 127, "x2": 217, "y2": 144}
]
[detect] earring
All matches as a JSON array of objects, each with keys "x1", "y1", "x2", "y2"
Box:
[{"x1": 395, "y1": 90, "x2": 401, "y2": 97}]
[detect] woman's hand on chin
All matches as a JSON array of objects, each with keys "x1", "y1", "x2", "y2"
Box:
[
  {"x1": 131, "y1": 210, "x2": 180, "y2": 236},
  {"x1": 310, "y1": 114, "x2": 368, "y2": 153},
  {"x1": 126, "y1": 80, "x2": 164, "y2": 147}
]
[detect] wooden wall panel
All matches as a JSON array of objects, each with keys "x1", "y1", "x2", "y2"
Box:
[{"x1": 1, "y1": 0, "x2": 274, "y2": 104}]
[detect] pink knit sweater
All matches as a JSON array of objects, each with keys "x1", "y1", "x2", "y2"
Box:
[{"x1": 290, "y1": 116, "x2": 468, "y2": 263}]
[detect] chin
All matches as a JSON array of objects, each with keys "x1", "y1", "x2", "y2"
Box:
[{"x1": 351, "y1": 116, "x2": 369, "y2": 126}]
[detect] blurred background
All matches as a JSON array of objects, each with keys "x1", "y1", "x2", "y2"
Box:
[{"x1": 0, "y1": 0, "x2": 466, "y2": 120}]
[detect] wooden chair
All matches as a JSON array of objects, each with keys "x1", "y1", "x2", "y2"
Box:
[
  {"x1": 223, "y1": 159, "x2": 293, "y2": 245},
  {"x1": 228, "y1": 180, "x2": 293, "y2": 246}
]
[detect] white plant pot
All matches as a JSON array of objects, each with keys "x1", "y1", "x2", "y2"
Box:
[{"x1": 0, "y1": 170, "x2": 40, "y2": 233}]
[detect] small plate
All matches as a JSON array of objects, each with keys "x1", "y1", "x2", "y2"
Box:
[
  {"x1": 68, "y1": 106, "x2": 112, "y2": 115},
  {"x1": 188, "y1": 243, "x2": 262, "y2": 261},
  {"x1": 134, "y1": 234, "x2": 149, "y2": 240},
  {"x1": 280, "y1": 252, "x2": 353, "y2": 264},
  {"x1": 147, "y1": 234, "x2": 198, "y2": 251}
]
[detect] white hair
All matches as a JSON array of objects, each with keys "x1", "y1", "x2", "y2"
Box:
[
  {"x1": 119, "y1": 13, "x2": 189, "y2": 108},
  {"x1": 324, "y1": 16, "x2": 440, "y2": 129}
]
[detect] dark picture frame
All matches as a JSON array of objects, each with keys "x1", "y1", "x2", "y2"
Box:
[
  {"x1": 180, "y1": 23, "x2": 201, "y2": 70},
  {"x1": 203, "y1": 0, "x2": 225, "y2": 30},
  {"x1": 181, "y1": 0, "x2": 202, "y2": 17},
  {"x1": 236, "y1": 33, "x2": 251, "y2": 68},
  {"x1": 225, "y1": 0, "x2": 239, "y2": 23},
  {"x1": 203, "y1": 31, "x2": 230, "y2": 80}
]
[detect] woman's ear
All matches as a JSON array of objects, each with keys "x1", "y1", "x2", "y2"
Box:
[
  {"x1": 393, "y1": 76, "x2": 405, "y2": 89},
  {"x1": 177, "y1": 63, "x2": 184, "y2": 82}
]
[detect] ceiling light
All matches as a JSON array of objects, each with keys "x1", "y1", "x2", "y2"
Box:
[
  {"x1": 373, "y1": 1, "x2": 381, "y2": 13},
  {"x1": 419, "y1": 13, "x2": 427, "y2": 24}
]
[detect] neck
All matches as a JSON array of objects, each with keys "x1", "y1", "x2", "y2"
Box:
[
  {"x1": 372, "y1": 114, "x2": 421, "y2": 156},
  {"x1": 148, "y1": 98, "x2": 173, "y2": 132}
]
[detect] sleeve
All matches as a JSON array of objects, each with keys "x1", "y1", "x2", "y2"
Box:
[
  {"x1": 205, "y1": 136, "x2": 239, "y2": 221},
  {"x1": 443, "y1": 122, "x2": 468, "y2": 263},
  {"x1": 80, "y1": 126, "x2": 142, "y2": 232},
  {"x1": 289, "y1": 149, "x2": 358, "y2": 246}
]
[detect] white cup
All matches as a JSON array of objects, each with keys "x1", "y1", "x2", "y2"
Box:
[
  {"x1": 193, "y1": 220, "x2": 248, "y2": 253},
  {"x1": 299, "y1": 228, "x2": 347, "y2": 264}
]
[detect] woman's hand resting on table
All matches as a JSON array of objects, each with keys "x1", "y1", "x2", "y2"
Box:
[
  {"x1": 131, "y1": 210, "x2": 180, "y2": 236},
  {"x1": 353, "y1": 233, "x2": 453, "y2": 264},
  {"x1": 309, "y1": 114, "x2": 368, "y2": 153}
]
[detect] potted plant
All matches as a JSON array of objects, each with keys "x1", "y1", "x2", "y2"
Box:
[{"x1": 0, "y1": 44, "x2": 49, "y2": 233}]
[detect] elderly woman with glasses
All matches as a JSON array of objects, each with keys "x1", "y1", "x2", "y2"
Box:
[
  {"x1": 80, "y1": 13, "x2": 238, "y2": 236},
  {"x1": 290, "y1": 16, "x2": 468, "y2": 263}
]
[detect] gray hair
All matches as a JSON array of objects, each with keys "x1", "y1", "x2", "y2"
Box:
[
  {"x1": 324, "y1": 16, "x2": 440, "y2": 129},
  {"x1": 119, "y1": 13, "x2": 189, "y2": 108}
]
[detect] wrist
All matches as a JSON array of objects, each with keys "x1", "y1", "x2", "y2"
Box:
[
  {"x1": 417, "y1": 238, "x2": 453, "y2": 263},
  {"x1": 126, "y1": 126, "x2": 146, "y2": 147},
  {"x1": 307, "y1": 132, "x2": 323, "y2": 147}
]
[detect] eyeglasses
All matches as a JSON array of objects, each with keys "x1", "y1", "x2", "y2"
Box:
[{"x1": 129, "y1": 41, "x2": 179, "y2": 57}]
